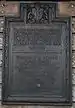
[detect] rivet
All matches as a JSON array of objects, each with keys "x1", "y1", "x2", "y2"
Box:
[
  {"x1": 71, "y1": 4, "x2": 74, "y2": 8},
  {"x1": 37, "y1": 84, "x2": 40, "y2": 87},
  {"x1": 0, "y1": 38, "x2": 2, "y2": 43},
  {"x1": 1, "y1": 4, "x2": 5, "y2": 7},
  {"x1": 1, "y1": 21, "x2": 4, "y2": 24},
  {"x1": 1, "y1": 28, "x2": 3, "y2": 31},
  {"x1": 1, "y1": 11, "x2": 4, "y2": 14}
]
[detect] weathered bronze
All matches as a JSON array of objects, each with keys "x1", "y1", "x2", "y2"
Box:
[{"x1": 2, "y1": 2, "x2": 72, "y2": 105}]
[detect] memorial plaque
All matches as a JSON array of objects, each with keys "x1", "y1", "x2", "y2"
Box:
[{"x1": 2, "y1": 2, "x2": 72, "y2": 105}]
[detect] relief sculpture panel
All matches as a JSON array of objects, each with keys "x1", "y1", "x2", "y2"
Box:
[{"x1": 26, "y1": 3, "x2": 49, "y2": 24}]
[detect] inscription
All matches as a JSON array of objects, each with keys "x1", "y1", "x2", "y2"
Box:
[
  {"x1": 12, "y1": 53, "x2": 62, "y2": 95},
  {"x1": 16, "y1": 54, "x2": 59, "y2": 70},
  {"x1": 14, "y1": 28, "x2": 61, "y2": 46}
]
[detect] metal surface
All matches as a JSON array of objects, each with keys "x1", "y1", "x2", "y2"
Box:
[{"x1": 2, "y1": 2, "x2": 72, "y2": 105}]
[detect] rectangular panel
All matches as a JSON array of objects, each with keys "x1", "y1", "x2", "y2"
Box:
[
  {"x1": 10, "y1": 52, "x2": 64, "y2": 96},
  {"x1": 2, "y1": 2, "x2": 72, "y2": 105},
  {"x1": 12, "y1": 24, "x2": 62, "y2": 52}
]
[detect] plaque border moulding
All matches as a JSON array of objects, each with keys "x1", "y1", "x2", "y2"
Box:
[{"x1": 2, "y1": 1, "x2": 72, "y2": 105}]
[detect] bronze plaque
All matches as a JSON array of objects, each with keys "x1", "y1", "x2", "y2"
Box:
[{"x1": 2, "y1": 2, "x2": 72, "y2": 105}]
